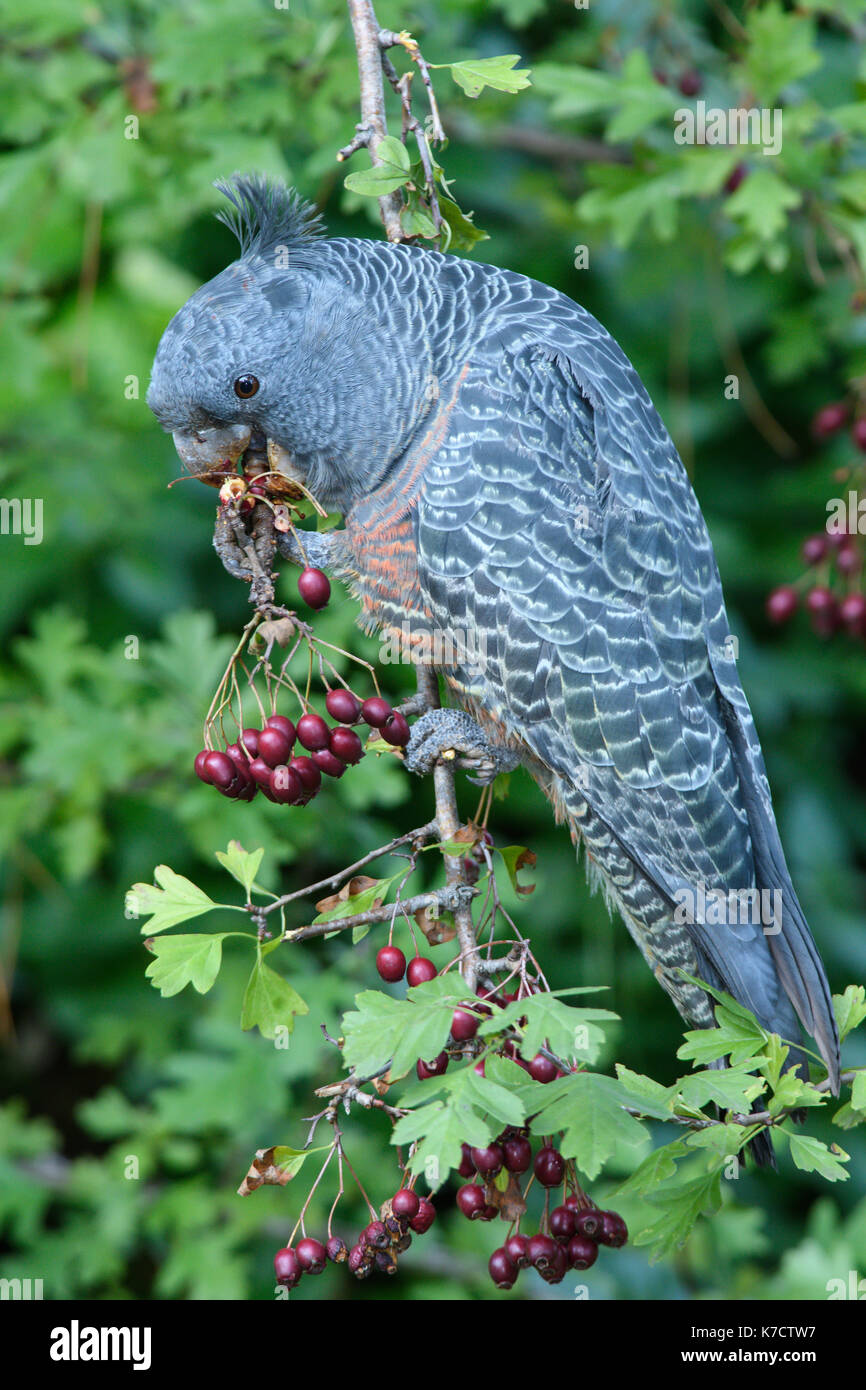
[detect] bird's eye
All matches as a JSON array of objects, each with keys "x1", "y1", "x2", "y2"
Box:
[{"x1": 233, "y1": 374, "x2": 260, "y2": 399}]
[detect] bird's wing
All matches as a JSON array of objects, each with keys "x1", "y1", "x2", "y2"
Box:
[{"x1": 415, "y1": 296, "x2": 838, "y2": 1078}]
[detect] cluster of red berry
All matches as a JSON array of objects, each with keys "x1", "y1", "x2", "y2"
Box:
[
  {"x1": 193, "y1": 694, "x2": 410, "y2": 806},
  {"x1": 766, "y1": 401, "x2": 866, "y2": 638},
  {"x1": 456, "y1": 1136, "x2": 627, "y2": 1289},
  {"x1": 274, "y1": 1187, "x2": 436, "y2": 1289}
]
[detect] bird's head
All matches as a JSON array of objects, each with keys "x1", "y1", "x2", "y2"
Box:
[{"x1": 147, "y1": 175, "x2": 435, "y2": 513}]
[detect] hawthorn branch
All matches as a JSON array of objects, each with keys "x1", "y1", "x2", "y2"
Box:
[
  {"x1": 413, "y1": 666, "x2": 480, "y2": 992},
  {"x1": 283, "y1": 884, "x2": 475, "y2": 945},
  {"x1": 343, "y1": 0, "x2": 404, "y2": 241},
  {"x1": 262, "y1": 822, "x2": 435, "y2": 917}
]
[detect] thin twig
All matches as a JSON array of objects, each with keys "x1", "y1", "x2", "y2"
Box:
[{"x1": 345, "y1": 0, "x2": 404, "y2": 241}]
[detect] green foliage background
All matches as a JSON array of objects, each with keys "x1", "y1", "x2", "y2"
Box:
[{"x1": 2, "y1": 0, "x2": 866, "y2": 1299}]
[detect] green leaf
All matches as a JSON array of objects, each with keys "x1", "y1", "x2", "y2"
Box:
[
  {"x1": 615, "y1": 1138, "x2": 689, "y2": 1196},
  {"x1": 496, "y1": 844, "x2": 537, "y2": 894},
  {"x1": 529, "y1": 1072, "x2": 649, "y2": 1180},
  {"x1": 478, "y1": 991, "x2": 616, "y2": 1064},
  {"x1": 767, "y1": 1070, "x2": 826, "y2": 1118},
  {"x1": 214, "y1": 841, "x2": 264, "y2": 898},
  {"x1": 448, "y1": 55, "x2": 531, "y2": 99},
  {"x1": 683, "y1": 1124, "x2": 754, "y2": 1157},
  {"x1": 437, "y1": 196, "x2": 488, "y2": 253},
  {"x1": 850, "y1": 1071, "x2": 866, "y2": 1111},
  {"x1": 241, "y1": 957, "x2": 309, "y2": 1039},
  {"x1": 785, "y1": 1131, "x2": 850, "y2": 1182},
  {"x1": 739, "y1": 3, "x2": 820, "y2": 103},
  {"x1": 344, "y1": 137, "x2": 411, "y2": 196},
  {"x1": 677, "y1": 1003, "x2": 767, "y2": 1068},
  {"x1": 342, "y1": 975, "x2": 466, "y2": 1080},
  {"x1": 145, "y1": 933, "x2": 226, "y2": 997},
  {"x1": 834, "y1": 985, "x2": 866, "y2": 1042},
  {"x1": 127, "y1": 865, "x2": 218, "y2": 935},
  {"x1": 633, "y1": 1163, "x2": 724, "y2": 1261},
  {"x1": 832, "y1": 1101, "x2": 866, "y2": 1130},
  {"x1": 724, "y1": 169, "x2": 801, "y2": 242},
  {"x1": 678, "y1": 1067, "x2": 765, "y2": 1113}
]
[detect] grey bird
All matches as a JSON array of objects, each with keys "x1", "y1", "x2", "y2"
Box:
[{"x1": 147, "y1": 176, "x2": 840, "y2": 1148}]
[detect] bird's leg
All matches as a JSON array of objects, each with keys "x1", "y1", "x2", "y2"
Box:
[
  {"x1": 213, "y1": 505, "x2": 278, "y2": 607},
  {"x1": 403, "y1": 708, "x2": 520, "y2": 786},
  {"x1": 213, "y1": 507, "x2": 255, "y2": 581},
  {"x1": 275, "y1": 528, "x2": 339, "y2": 571}
]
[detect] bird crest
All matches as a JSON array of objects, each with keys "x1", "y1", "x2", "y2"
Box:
[{"x1": 213, "y1": 173, "x2": 325, "y2": 259}]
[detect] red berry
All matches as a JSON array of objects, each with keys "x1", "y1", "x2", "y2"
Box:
[
  {"x1": 203, "y1": 750, "x2": 237, "y2": 790},
  {"x1": 802, "y1": 534, "x2": 829, "y2": 566},
  {"x1": 325, "y1": 689, "x2": 361, "y2": 724},
  {"x1": 836, "y1": 542, "x2": 861, "y2": 576},
  {"x1": 269, "y1": 765, "x2": 302, "y2": 804},
  {"x1": 194, "y1": 750, "x2": 212, "y2": 783},
  {"x1": 539, "y1": 1244, "x2": 568, "y2": 1284},
  {"x1": 528, "y1": 1054, "x2": 558, "y2": 1083},
  {"x1": 361, "y1": 697, "x2": 393, "y2": 727},
  {"x1": 766, "y1": 585, "x2": 798, "y2": 624},
  {"x1": 248, "y1": 756, "x2": 275, "y2": 787},
  {"x1": 296, "y1": 713, "x2": 330, "y2": 751},
  {"x1": 457, "y1": 1184, "x2": 486, "y2": 1220},
  {"x1": 409, "y1": 1198, "x2": 436, "y2": 1233},
  {"x1": 416, "y1": 1052, "x2": 448, "y2": 1079},
  {"x1": 298, "y1": 566, "x2": 331, "y2": 609},
  {"x1": 489, "y1": 1247, "x2": 519, "y2": 1289},
  {"x1": 274, "y1": 1247, "x2": 302, "y2": 1287},
  {"x1": 479, "y1": 1203, "x2": 498, "y2": 1222},
  {"x1": 407, "y1": 957, "x2": 437, "y2": 987},
  {"x1": 812, "y1": 402, "x2": 849, "y2": 438},
  {"x1": 806, "y1": 585, "x2": 839, "y2": 635},
  {"x1": 853, "y1": 419, "x2": 866, "y2": 452},
  {"x1": 598, "y1": 1210, "x2": 628, "y2": 1248},
  {"x1": 376, "y1": 945, "x2": 406, "y2": 982},
  {"x1": 311, "y1": 748, "x2": 346, "y2": 778},
  {"x1": 295, "y1": 1237, "x2": 327, "y2": 1274},
  {"x1": 505, "y1": 1233, "x2": 530, "y2": 1268},
  {"x1": 534, "y1": 1145, "x2": 565, "y2": 1187},
  {"x1": 451, "y1": 1008, "x2": 479, "y2": 1041},
  {"x1": 288, "y1": 755, "x2": 322, "y2": 796},
  {"x1": 266, "y1": 715, "x2": 296, "y2": 741},
  {"x1": 382, "y1": 712, "x2": 411, "y2": 747},
  {"x1": 567, "y1": 1234, "x2": 598, "y2": 1270},
  {"x1": 363, "y1": 1220, "x2": 389, "y2": 1250},
  {"x1": 574, "y1": 1208, "x2": 605, "y2": 1239},
  {"x1": 503, "y1": 1136, "x2": 532, "y2": 1173},
  {"x1": 240, "y1": 728, "x2": 260, "y2": 756},
  {"x1": 458, "y1": 1144, "x2": 475, "y2": 1179},
  {"x1": 840, "y1": 592, "x2": 866, "y2": 635},
  {"x1": 258, "y1": 726, "x2": 294, "y2": 768},
  {"x1": 550, "y1": 1205, "x2": 576, "y2": 1242},
  {"x1": 392, "y1": 1189, "x2": 420, "y2": 1220},
  {"x1": 329, "y1": 726, "x2": 364, "y2": 764},
  {"x1": 347, "y1": 1244, "x2": 370, "y2": 1277},
  {"x1": 470, "y1": 1144, "x2": 504, "y2": 1177},
  {"x1": 678, "y1": 70, "x2": 701, "y2": 96},
  {"x1": 527, "y1": 1233, "x2": 558, "y2": 1270},
  {"x1": 326, "y1": 1236, "x2": 348, "y2": 1263},
  {"x1": 723, "y1": 162, "x2": 747, "y2": 195}
]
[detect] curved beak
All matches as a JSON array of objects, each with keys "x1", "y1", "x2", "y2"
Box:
[{"x1": 172, "y1": 424, "x2": 252, "y2": 485}]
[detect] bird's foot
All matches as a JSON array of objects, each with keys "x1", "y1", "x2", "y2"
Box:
[
  {"x1": 213, "y1": 505, "x2": 278, "y2": 605},
  {"x1": 403, "y1": 709, "x2": 519, "y2": 786}
]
